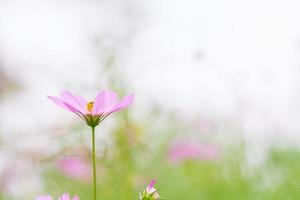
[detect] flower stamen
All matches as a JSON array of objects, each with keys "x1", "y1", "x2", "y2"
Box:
[{"x1": 86, "y1": 101, "x2": 94, "y2": 113}]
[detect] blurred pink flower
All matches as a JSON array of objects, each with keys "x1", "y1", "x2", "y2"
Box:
[
  {"x1": 36, "y1": 193, "x2": 79, "y2": 200},
  {"x1": 168, "y1": 142, "x2": 219, "y2": 163},
  {"x1": 57, "y1": 157, "x2": 91, "y2": 181},
  {"x1": 48, "y1": 90, "x2": 134, "y2": 127},
  {"x1": 58, "y1": 193, "x2": 79, "y2": 200},
  {"x1": 36, "y1": 195, "x2": 52, "y2": 200}
]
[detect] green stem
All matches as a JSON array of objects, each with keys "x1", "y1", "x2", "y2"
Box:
[{"x1": 92, "y1": 126, "x2": 97, "y2": 200}]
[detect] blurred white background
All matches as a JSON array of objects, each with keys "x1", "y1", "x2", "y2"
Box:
[{"x1": 0, "y1": 0, "x2": 300, "y2": 196}]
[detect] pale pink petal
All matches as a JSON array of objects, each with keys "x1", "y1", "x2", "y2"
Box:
[
  {"x1": 58, "y1": 193, "x2": 70, "y2": 200},
  {"x1": 36, "y1": 195, "x2": 53, "y2": 200},
  {"x1": 92, "y1": 90, "x2": 105, "y2": 115},
  {"x1": 109, "y1": 94, "x2": 134, "y2": 114},
  {"x1": 47, "y1": 96, "x2": 73, "y2": 112},
  {"x1": 76, "y1": 96, "x2": 88, "y2": 113},
  {"x1": 63, "y1": 102, "x2": 84, "y2": 115},
  {"x1": 103, "y1": 91, "x2": 118, "y2": 112},
  {"x1": 72, "y1": 195, "x2": 80, "y2": 200},
  {"x1": 61, "y1": 91, "x2": 87, "y2": 114},
  {"x1": 92, "y1": 90, "x2": 118, "y2": 115}
]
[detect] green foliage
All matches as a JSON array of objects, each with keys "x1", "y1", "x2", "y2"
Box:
[{"x1": 41, "y1": 130, "x2": 300, "y2": 200}]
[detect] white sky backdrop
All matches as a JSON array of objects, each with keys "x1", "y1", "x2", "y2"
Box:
[{"x1": 1, "y1": 0, "x2": 300, "y2": 141}]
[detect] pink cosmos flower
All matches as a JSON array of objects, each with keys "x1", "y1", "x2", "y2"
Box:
[
  {"x1": 168, "y1": 142, "x2": 219, "y2": 163},
  {"x1": 139, "y1": 179, "x2": 160, "y2": 200},
  {"x1": 36, "y1": 193, "x2": 79, "y2": 200},
  {"x1": 36, "y1": 195, "x2": 52, "y2": 200},
  {"x1": 57, "y1": 157, "x2": 91, "y2": 181},
  {"x1": 58, "y1": 193, "x2": 79, "y2": 200},
  {"x1": 146, "y1": 179, "x2": 157, "y2": 194},
  {"x1": 47, "y1": 90, "x2": 134, "y2": 127}
]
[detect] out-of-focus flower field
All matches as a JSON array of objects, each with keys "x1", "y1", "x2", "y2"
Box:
[
  {"x1": 1, "y1": 73, "x2": 300, "y2": 199},
  {"x1": 40, "y1": 127, "x2": 300, "y2": 200}
]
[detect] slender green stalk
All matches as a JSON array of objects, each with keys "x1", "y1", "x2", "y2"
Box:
[{"x1": 91, "y1": 126, "x2": 97, "y2": 200}]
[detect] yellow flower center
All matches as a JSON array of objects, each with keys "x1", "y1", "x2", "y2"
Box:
[{"x1": 86, "y1": 101, "x2": 94, "y2": 112}]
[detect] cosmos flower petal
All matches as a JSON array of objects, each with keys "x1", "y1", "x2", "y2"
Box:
[
  {"x1": 109, "y1": 93, "x2": 135, "y2": 114},
  {"x1": 47, "y1": 96, "x2": 73, "y2": 112},
  {"x1": 76, "y1": 96, "x2": 89, "y2": 114},
  {"x1": 92, "y1": 90, "x2": 118, "y2": 115},
  {"x1": 61, "y1": 91, "x2": 87, "y2": 114},
  {"x1": 103, "y1": 91, "x2": 118, "y2": 113},
  {"x1": 92, "y1": 90, "x2": 106, "y2": 115},
  {"x1": 148, "y1": 179, "x2": 156, "y2": 190},
  {"x1": 58, "y1": 193, "x2": 70, "y2": 200},
  {"x1": 72, "y1": 195, "x2": 80, "y2": 200},
  {"x1": 63, "y1": 102, "x2": 84, "y2": 115}
]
